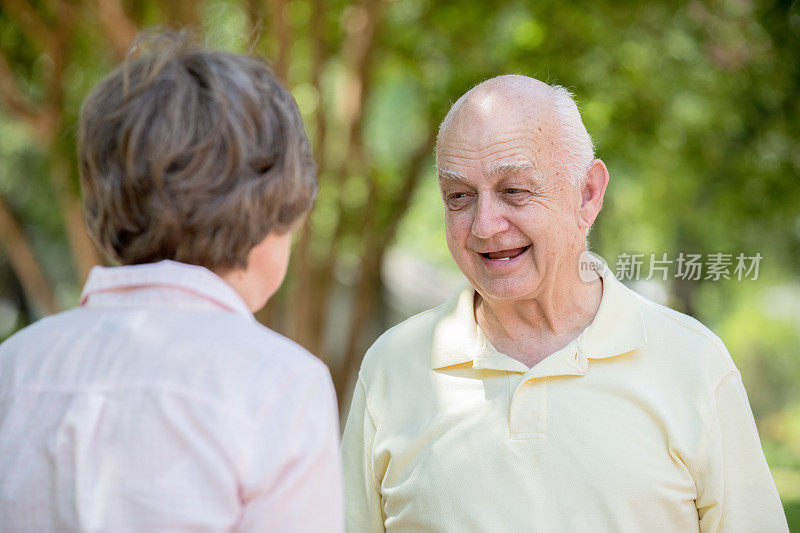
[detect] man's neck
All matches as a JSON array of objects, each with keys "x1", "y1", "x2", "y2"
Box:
[{"x1": 475, "y1": 273, "x2": 603, "y2": 368}]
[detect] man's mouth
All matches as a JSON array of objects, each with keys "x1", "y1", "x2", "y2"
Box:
[{"x1": 479, "y1": 246, "x2": 529, "y2": 261}]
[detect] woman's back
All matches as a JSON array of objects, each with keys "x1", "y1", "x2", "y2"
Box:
[{"x1": 0, "y1": 260, "x2": 342, "y2": 532}]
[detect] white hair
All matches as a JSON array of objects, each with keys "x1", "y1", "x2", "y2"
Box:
[
  {"x1": 547, "y1": 85, "x2": 595, "y2": 187},
  {"x1": 436, "y1": 78, "x2": 595, "y2": 188}
]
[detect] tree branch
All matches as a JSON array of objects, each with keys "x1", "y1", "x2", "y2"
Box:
[
  {"x1": 310, "y1": 0, "x2": 329, "y2": 170},
  {"x1": 0, "y1": 194, "x2": 58, "y2": 316},
  {"x1": 165, "y1": 0, "x2": 201, "y2": 28},
  {"x1": 378, "y1": 129, "x2": 436, "y2": 250},
  {"x1": 44, "y1": 0, "x2": 74, "y2": 116},
  {"x1": 92, "y1": 0, "x2": 139, "y2": 61},
  {"x1": 246, "y1": 0, "x2": 266, "y2": 54},
  {"x1": 0, "y1": 0, "x2": 58, "y2": 53},
  {"x1": 0, "y1": 48, "x2": 47, "y2": 128}
]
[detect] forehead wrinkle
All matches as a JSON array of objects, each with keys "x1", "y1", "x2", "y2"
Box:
[
  {"x1": 437, "y1": 145, "x2": 540, "y2": 174},
  {"x1": 438, "y1": 126, "x2": 545, "y2": 156},
  {"x1": 440, "y1": 137, "x2": 530, "y2": 155}
]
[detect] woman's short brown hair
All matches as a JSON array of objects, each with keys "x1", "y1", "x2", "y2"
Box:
[{"x1": 78, "y1": 30, "x2": 316, "y2": 271}]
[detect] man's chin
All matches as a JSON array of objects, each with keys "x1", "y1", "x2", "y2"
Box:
[{"x1": 471, "y1": 279, "x2": 539, "y2": 303}]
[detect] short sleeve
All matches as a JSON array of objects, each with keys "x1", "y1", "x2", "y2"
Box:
[
  {"x1": 342, "y1": 377, "x2": 386, "y2": 532},
  {"x1": 694, "y1": 372, "x2": 788, "y2": 532}
]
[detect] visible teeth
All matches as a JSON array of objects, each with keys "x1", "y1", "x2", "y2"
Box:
[{"x1": 496, "y1": 257, "x2": 511, "y2": 261}]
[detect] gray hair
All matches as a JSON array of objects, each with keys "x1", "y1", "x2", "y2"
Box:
[
  {"x1": 78, "y1": 29, "x2": 317, "y2": 271},
  {"x1": 548, "y1": 85, "x2": 595, "y2": 187}
]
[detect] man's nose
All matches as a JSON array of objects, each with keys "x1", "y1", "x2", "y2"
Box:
[{"x1": 471, "y1": 195, "x2": 510, "y2": 239}]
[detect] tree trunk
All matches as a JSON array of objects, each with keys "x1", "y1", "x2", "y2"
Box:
[
  {"x1": 268, "y1": 0, "x2": 290, "y2": 82},
  {"x1": 333, "y1": 250, "x2": 383, "y2": 398},
  {"x1": 50, "y1": 151, "x2": 102, "y2": 283}
]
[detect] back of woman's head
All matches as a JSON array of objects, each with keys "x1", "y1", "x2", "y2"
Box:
[{"x1": 78, "y1": 29, "x2": 316, "y2": 271}]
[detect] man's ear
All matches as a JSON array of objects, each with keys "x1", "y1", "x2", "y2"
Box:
[{"x1": 578, "y1": 159, "x2": 609, "y2": 230}]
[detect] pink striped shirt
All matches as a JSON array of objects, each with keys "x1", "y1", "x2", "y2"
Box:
[{"x1": 0, "y1": 260, "x2": 344, "y2": 532}]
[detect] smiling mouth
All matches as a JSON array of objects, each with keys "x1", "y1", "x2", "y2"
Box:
[{"x1": 479, "y1": 246, "x2": 530, "y2": 261}]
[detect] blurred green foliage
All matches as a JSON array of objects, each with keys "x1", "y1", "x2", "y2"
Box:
[{"x1": 0, "y1": 0, "x2": 798, "y2": 522}]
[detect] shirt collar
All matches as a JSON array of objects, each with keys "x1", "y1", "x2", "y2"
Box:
[
  {"x1": 430, "y1": 254, "x2": 647, "y2": 373},
  {"x1": 79, "y1": 260, "x2": 254, "y2": 319}
]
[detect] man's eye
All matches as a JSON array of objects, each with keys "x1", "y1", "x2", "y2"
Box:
[
  {"x1": 505, "y1": 188, "x2": 527, "y2": 195},
  {"x1": 445, "y1": 192, "x2": 471, "y2": 209}
]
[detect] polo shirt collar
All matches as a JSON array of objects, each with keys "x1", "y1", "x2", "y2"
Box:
[
  {"x1": 430, "y1": 255, "x2": 647, "y2": 373},
  {"x1": 79, "y1": 259, "x2": 254, "y2": 319},
  {"x1": 582, "y1": 260, "x2": 648, "y2": 360},
  {"x1": 430, "y1": 285, "x2": 528, "y2": 371}
]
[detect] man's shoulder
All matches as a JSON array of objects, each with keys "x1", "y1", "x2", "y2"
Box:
[
  {"x1": 632, "y1": 290, "x2": 736, "y2": 375},
  {"x1": 359, "y1": 303, "x2": 447, "y2": 379}
]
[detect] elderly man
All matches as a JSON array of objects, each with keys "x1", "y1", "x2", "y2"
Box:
[{"x1": 342, "y1": 75, "x2": 787, "y2": 532}]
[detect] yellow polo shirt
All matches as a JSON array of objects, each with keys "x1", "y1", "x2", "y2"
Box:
[{"x1": 342, "y1": 268, "x2": 788, "y2": 532}]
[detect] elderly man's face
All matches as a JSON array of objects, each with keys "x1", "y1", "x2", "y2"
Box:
[{"x1": 437, "y1": 96, "x2": 586, "y2": 302}]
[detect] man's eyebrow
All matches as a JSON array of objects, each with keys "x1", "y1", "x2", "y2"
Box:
[
  {"x1": 491, "y1": 160, "x2": 549, "y2": 188},
  {"x1": 490, "y1": 161, "x2": 536, "y2": 177},
  {"x1": 437, "y1": 168, "x2": 468, "y2": 182}
]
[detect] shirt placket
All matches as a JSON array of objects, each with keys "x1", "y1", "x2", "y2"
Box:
[
  {"x1": 506, "y1": 338, "x2": 588, "y2": 439},
  {"x1": 508, "y1": 375, "x2": 548, "y2": 438}
]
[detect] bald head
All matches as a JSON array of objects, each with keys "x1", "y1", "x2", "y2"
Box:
[{"x1": 437, "y1": 75, "x2": 594, "y2": 187}]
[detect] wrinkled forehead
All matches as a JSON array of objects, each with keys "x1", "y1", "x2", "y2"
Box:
[{"x1": 437, "y1": 92, "x2": 552, "y2": 176}]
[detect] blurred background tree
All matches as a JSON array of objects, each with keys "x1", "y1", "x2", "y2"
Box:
[{"x1": 1, "y1": 0, "x2": 798, "y2": 522}]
